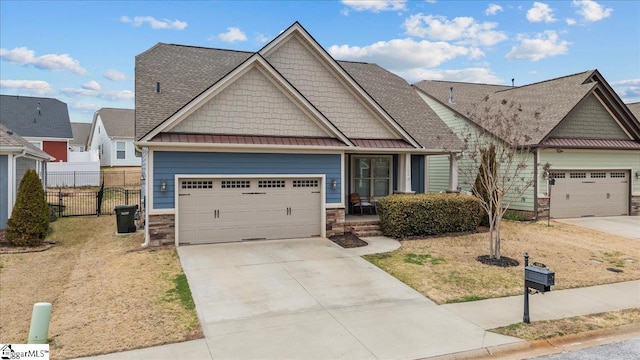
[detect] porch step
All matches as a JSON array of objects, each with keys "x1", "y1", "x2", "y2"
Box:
[{"x1": 346, "y1": 221, "x2": 382, "y2": 238}]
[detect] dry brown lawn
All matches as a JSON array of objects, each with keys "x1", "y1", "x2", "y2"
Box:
[
  {"x1": 0, "y1": 216, "x2": 202, "y2": 359},
  {"x1": 365, "y1": 220, "x2": 640, "y2": 304},
  {"x1": 491, "y1": 308, "x2": 640, "y2": 340}
]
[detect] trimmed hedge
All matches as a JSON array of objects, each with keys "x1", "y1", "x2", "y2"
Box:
[{"x1": 376, "y1": 193, "x2": 481, "y2": 238}]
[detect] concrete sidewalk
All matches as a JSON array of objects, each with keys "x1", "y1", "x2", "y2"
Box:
[{"x1": 442, "y1": 280, "x2": 640, "y2": 330}]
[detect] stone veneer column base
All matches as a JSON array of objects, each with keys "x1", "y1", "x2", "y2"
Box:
[
  {"x1": 632, "y1": 195, "x2": 640, "y2": 216},
  {"x1": 148, "y1": 214, "x2": 175, "y2": 247},
  {"x1": 326, "y1": 207, "x2": 345, "y2": 237}
]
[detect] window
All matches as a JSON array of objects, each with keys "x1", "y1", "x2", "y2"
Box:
[
  {"x1": 221, "y1": 180, "x2": 250, "y2": 188},
  {"x1": 116, "y1": 141, "x2": 126, "y2": 159},
  {"x1": 353, "y1": 157, "x2": 391, "y2": 199},
  {"x1": 550, "y1": 172, "x2": 565, "y2": 179},
  {"x1": 570, "y1": 172, "x2": 586, "y2": 179},
  {"x1": 293, "y1": 180, "x2": 319, "y2": 187},
  {"x1": 610, "y1": 172, "x2": 626, "y2": 178},
  {"x1": 258, "y1": 180, "x2": 285, "y2": 188},
  {"x1": 30, "y1": 141, "x2": 42, "y2": 150},
  {"x1": 181, "y1": 180, "x2": 213, "y2": 189},
  {"x1": 590, "y1": 172, "x2": 606, "y2": 178}
]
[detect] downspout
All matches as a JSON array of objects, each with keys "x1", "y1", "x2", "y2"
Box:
[
  {"x1": 139, "y1": 145, "x2": 150, "y2": 247},
  {"x1": 533, "y1": 148, "x2": 539, "y2": 221}
]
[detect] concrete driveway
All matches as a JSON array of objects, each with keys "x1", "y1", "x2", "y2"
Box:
[
  {"x1": 178, "y1": 237, "x2": 520, "y2": 360},
  {"x1": 555, "y1": 216, "x2": 640, "y2": 240}
]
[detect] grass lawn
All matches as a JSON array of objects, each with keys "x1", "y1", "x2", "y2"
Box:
[
  {"x1": 365, "y1": 220, "x2": 640, "y2": 304},
  {"x1": 0, "y1": 216, "x2": 202, "y2": 359},
  {"x1": 490, "y1": 308, "x2": 640, "y2": 340}
]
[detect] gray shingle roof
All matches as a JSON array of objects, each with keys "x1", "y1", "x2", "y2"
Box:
[
  {"x1": 339, "y1": 61, "x2": 461, "y2": 150},
  {"x1": 0, "y1": 123, "x2": 51, "y2": 159},
  {"x1": 97, "y1": 108, "x2": 135, "y2": 138},
  {"x1": 70, "y1": 122, "x2": 92, "y2": 147},
  {"x1": 135, "y1": 44, "x2": 252, "y2": 140},
  {"x1": 414, "y1": 71, "x2": 599, "y2": 145},
  {"x1": 135, "y1": 43, "x2": 462, "y2": 151},
  {"x1": 0, "y1": 94, "x2": 73, "y2": 139},
  {"x1": 627, "y1": 102, "x2": 640, "y2": 120}
]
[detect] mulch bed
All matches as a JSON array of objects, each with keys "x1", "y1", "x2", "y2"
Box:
[
  {"x1": 476, "y1": 255, "x2": 520, "y2": 267},
  {"x1": 329, "y1": 232, "x2": 368, "y2": 248}
]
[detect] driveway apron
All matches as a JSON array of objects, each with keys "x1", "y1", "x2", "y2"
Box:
[{"x1": 178, "y1": 238, "x2": 520, "y2": 359}]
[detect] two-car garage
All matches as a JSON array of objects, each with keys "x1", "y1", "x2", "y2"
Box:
[
  {"x1": 177, "y1": 176, "x2": 323, "y2": 245},
  {"x1": 549, "y1": 170, "x2": 630, "y2": 218}
]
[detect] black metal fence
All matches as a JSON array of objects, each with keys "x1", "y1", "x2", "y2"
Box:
[
  {"x1": 46, "y1": 188, "x2": 142, "y2": 217},
  {"x1": 47, "y1": 171, "x2": 141, "y2": 188}
]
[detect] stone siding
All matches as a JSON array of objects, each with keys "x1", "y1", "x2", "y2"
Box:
[
  {"x1": 173, "y1": 67, "x2": 327, "y2": 137},
  {"x1": 148, "y1": 214, "x2": 175, "y2": 247},
  {"x1": 266, "y1": 35, "x2": 396, "y2": 139},
  {"x1": 632, "y1": 195, "x2": 640, "y2": 216},
  {"x1": 326, "y1": 207, "x2": 345, "y2": 237}
]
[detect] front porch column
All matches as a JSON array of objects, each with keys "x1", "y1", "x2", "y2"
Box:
[
  {"x1": 448, "y1": 153, "x2": 459, "y2": 192},
  {"x1": 398, "y1": 153, "x2": 412, "y2": 193}
]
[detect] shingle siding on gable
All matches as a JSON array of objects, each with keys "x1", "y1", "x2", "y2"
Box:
[
  {"x1": 171, "y1": 67, "x2": 328, "y2": 138},
  {"x1": 550, "y1": 94, "x2": 629, "y2": 139},
  {"x1": 265, "y1": 36, "x2": 396, "y2": 139}
]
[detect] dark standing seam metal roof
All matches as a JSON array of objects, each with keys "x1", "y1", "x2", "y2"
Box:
[
  {"x1": 135, "y1": 43, "x2": 463, "y2": 151},
  {"x1": 0, "y1": 94, "x2": 73, "y2": 139},
  {"x1": 70, "y1": 122, "x2": 92, "y2": 146},
  {"x1": 97, "y1": 108, "x2": 135, "y2": 138},
  {"x1": 152, "y1": 133, "x2": 347, "y2": 147}
]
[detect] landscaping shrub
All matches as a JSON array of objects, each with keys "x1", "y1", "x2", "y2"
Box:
[
  {"x1": 376, "y1": 193, "x2": 481, "y2": 238},
  {"x1": 6, "y1": 169, "x2": 50, "y2": 246}
]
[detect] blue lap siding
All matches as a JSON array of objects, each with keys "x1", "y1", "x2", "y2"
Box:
[{"x1": 153, "y1": 151, "x2": 342, "y2": 209}]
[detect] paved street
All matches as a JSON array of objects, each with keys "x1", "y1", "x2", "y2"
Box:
[{"x1": 531, "y1": 337, "x2": 640, "y2": 359}]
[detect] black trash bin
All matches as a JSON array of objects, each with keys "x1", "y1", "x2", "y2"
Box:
[{"x1": 114, "y1": 204, "x2": 138, "y2": 233}]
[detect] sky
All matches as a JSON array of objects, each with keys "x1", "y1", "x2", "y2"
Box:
[{"x1": 1, "y1": 0, "x2": 639, "y2": 124}]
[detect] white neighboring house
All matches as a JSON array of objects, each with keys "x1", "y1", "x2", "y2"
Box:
[{"x1": 88, "y1": 108, "x2": 140, "y2": 167}]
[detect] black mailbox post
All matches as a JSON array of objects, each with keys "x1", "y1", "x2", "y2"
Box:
[{"x1": 523, "y1": 253, "x2": 555, "y2": 323}]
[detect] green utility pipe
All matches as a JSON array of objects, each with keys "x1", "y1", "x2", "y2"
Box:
[{"x1": 28, "y1": 302, "x2": 52, "y2": 344}]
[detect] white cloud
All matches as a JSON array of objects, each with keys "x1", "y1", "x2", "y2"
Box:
[
  {"x1": 104, "y1": 69, "x2": 127, "y2": 81},
  {"x1": 403, "y1": 67, "x2": 503, "y2": 84},
  {"x1": 403, "y1": 14, "x2": 507, "y2": 47},
  {"x1": 62, "y1": 87, "x2": 134, "y2": 101},
  {"x1": 485, "y1": 4, "x2": 503, "y2": 16},
  {"x1": 256, "y1": 33, "x2": 269, "y2": 44},
  {"x1": 0, "y1": 79, "x2": 54, "y2": 95},
  {"x1": 215, "y1": 27, "x2": 247, "y2": 43},
  {"x1": 329, "y1": 38, "x2": 482, "y2": 70},
  {"x1": 99, "y1": 90, "x2": 134, "y2": 101},
  {"x1": 120, "y1": 15, "x2": 187, "y2": 30},
  {"x1": 526, "y1": 2, "x2": 556, "y2": 23},
  {"x1": 0, "y1": 47, "x2": 87, "y2": 75},
  {"x1": 82, "y1": 80, "x2": 101, "y2": 91},
  {"x1": 566, "y1": 18, "x2": 577, "y2": 25},
  {"x1": 341, "y1": 0, "x2": 407, "y2": 12},
  {"x1": 505, "y1": 31, "x2": 570, "y2": 61},
  {"x1": 572, "y1": 0, "x2": 612, "y2": 22},
  {"x1": 611, "y1": 79, "x2": 640, "y2": 86},
  {"x1": 70, "y1": 102, "x2": 102, "y2": 112}
]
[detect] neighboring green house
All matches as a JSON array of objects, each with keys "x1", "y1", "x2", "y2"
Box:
[{"x1": 414, "y1": 70, "x2": 640, "y2": 219}]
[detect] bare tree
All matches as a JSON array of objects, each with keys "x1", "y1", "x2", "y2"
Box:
[{"x1": 458, "y1": 97, "x2": 542, "y2": 259}]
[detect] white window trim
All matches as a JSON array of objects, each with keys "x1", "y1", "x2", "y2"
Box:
[
  {"x1": 116, "y1": 141, "x2": 126, "y2": 160},
  {"x1": 351, "y1": 155, "x2": 394, "y2": 200}
]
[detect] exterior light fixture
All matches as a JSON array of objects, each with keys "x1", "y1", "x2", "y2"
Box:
[
  {"x1": 542, "y1": 171, "x2": 548, "y2": 179},
  {"x1": 636, "y1": 170, "x2": 640, "y2": 179},
  {"x1": 331, "y1": 178, "x2": 338, "y2": 190},
  {"x1": 160, "y1": 179, "x2": 167, "y2": 192}
]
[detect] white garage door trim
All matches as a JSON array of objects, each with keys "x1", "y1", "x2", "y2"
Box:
[
  {"x1": 549, "y1": 169, "x2": 630, "y2": 218},
  {"x1": 174, "y1": 174, "x2": 326, "y2": 246}
]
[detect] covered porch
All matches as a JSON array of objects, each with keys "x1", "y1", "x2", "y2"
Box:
[{"x1": 344, "y1": 152, "x2": 459, "y2": 215}]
